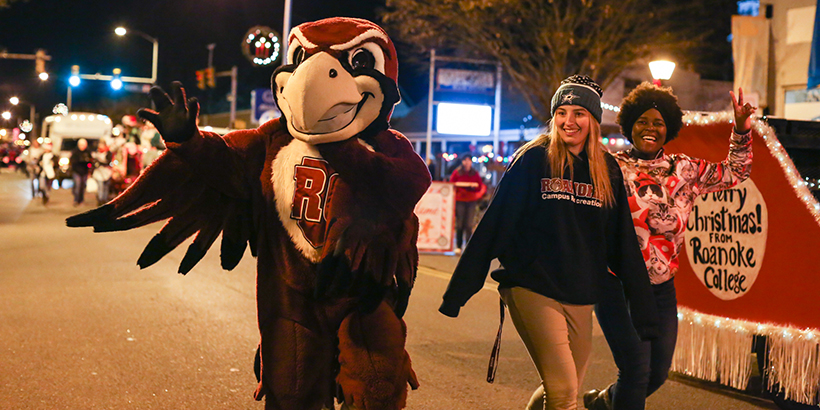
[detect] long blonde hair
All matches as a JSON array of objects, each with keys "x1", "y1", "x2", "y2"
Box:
[{"x1": 514, "y1": 118, "x2": 615, "y2": 207}]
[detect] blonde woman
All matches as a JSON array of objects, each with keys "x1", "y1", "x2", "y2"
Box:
[{"x1": 440, "y1": 75, "x2": 658, "y2": 410}]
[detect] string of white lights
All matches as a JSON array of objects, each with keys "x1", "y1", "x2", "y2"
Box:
[
  {"x1": 803, "y1": 176, "x2": 820, "y2": 190},
  {"x1": 683, "y1": 111, "x2": 820, "y2": 226},
  {"x1": 601, "y1": 102, "x2": 620, "y2": 112}
]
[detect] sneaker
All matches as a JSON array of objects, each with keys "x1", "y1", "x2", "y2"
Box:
[{"x1": 454, "y1": 248, "x2": 462, "y2": 255}]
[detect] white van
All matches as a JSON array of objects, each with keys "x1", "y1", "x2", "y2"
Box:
[{"x1": 40, "y1": 112, "x2": 113, "y2": 182}]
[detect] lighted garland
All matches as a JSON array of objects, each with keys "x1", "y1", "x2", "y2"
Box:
[
  {"x1": 601, "y1": 102, "x2": 620, "y2": 112},
  {"x1": 803, "y1": 176, "x2": 820, "y2": 190},
  {"x1": 682, "y1": 111, "x2": 820, "y2": 227}
]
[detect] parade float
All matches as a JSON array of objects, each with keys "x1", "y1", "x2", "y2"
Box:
[{"x1": 667, "y1": 112, "x2": 820, "y2": 408}]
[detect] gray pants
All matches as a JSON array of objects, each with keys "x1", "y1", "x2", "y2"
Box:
[
  {"x1": 500, "y1": 287, "x2": 593, "y2": 410},
  {"x1": 454, "y1": 200, "x2": 478, "y2": 248}
]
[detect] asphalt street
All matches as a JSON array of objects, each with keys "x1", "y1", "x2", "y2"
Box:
[{"x1": 0, "y1": 170, "x2": 779, "y2": 409}]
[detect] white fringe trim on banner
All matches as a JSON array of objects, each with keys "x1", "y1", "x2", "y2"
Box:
[
  {"x1": 672, "y1": 306, "x2": 820, "y2": 405},
  {"x1": 673, "y1": 307, "x2": 755, "y2": 390},
  {"x1": 766, "y1": 325, "x2": 820, "y2": 404}
]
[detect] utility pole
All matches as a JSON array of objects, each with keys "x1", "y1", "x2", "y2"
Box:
[
  {"x1": 425, "y1": 49, "x2": 436, "y2": 163},
  {"x1": 206, "y1": 43, "x2": 216, "y2": 120},
  {"x1": 211, "y1": 66, "x2": 238, "y2": 128},
  {"x1": 207, "y1": 43, "x2": 216, "y2": 68},
  {"x1": 282, "y1": 0, "x2": 292, "y2": 64},
  {"x1": 229, "y1": 66, "x2": 237, "y2": 128}
]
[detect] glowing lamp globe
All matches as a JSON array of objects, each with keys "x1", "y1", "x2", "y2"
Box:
[{"x1": 649, "y1": 60, "x2": 676, "y2": 81}]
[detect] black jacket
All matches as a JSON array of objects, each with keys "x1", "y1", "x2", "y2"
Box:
[
  {"x1": 439, "y1": 145, "x2": 659, "y2": 340},
  {"x1": 70, "y1": 147, "x2": 93, "y2": 176}
]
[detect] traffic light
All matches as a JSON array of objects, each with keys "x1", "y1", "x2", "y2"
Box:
[
  {"x1": 35, "y1": 49, "x2": 46, "y2": 74},
  {"x1": 196, "y1": 69, "x2": 206, "y2": 90},
  {"x1": 69, "y1": 65, "x2": 81, "y2": 87},
  {"x1": 206, "y1": 67, "x2": 216, "y2": 88},
  {"x1": 110, "y1": 68, "x2": 123, "y2": 90}
]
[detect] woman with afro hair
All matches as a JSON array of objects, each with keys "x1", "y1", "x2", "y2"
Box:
[{"x1": 583, "y1": 83, "x2": 756, "y2": 410}]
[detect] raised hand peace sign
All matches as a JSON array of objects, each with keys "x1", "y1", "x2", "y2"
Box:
[{"x1": 730, "y1": 87, "x2": 756, "y2": 134}]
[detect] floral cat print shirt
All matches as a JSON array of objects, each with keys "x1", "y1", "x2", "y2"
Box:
[{"x1": 614, "y1": 130, "x2": 753, "y2": 285}]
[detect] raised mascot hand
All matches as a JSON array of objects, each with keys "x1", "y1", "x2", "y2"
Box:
[{"x1": 137, "y1": 81, "x2": 199, "y2": 144}]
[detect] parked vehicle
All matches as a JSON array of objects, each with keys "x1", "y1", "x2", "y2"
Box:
[{"x1": 40, "y1": 112, "x2": 113, "y2": 183}]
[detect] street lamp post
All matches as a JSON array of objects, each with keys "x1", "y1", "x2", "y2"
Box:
[
  {"x1": 649, "y1": 59, "x2": 676, "y2": 87},
  {"x1": 282, "y1": 0, "x2": 292, "y2": 66},
  {"x1": 115, "y1": 27, "x2": 159, "y2": 84}
]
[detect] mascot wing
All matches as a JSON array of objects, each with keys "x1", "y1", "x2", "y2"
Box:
[
  {"x1": 66, "y1": 149, "x2": 255, "y2": 274},
  {"x1": 321, "y1": 210, "x2": 420, "y2": 317},
  {"x1": 317, "y1": 131, "x2": 431, "y2": 317}
]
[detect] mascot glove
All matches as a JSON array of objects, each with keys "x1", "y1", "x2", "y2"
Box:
[{"x1": 137, "y1": 81, "x2": 199, "y2": 144}]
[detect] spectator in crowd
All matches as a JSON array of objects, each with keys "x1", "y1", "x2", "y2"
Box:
[
  {"x1": 38, "y1": 142, "x2": 56, "y2": 204},
  {"x1": 141, "y1": 122, "x2": 166, "y2": 169},
  {"x1": 70, "y1": 138, "x2": 93, "y2": 206},
  {"x1": 25, "y1": 143, "x2": 44, "y2": 198},
  {"x1": 449, "y1": 154, "x2": 487, "y2": 253},
  {"x1": 92, "y1": 139, "x2": 113, "y2": 205},
  {"x1": 122, "y1": 115, "x2": 141, "y2": 145},
  {"x1": 426, "y1": 157, "x2": 439, "y2": 181}
]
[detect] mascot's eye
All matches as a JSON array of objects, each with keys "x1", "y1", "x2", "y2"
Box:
[
  {"x1": 292, "y1": 46, "x2": 306, "y2": 65},
  {"x1": 349, "y1": 48, "x2": 376, "y2": 70}
]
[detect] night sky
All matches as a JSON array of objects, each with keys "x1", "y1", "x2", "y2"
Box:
[
  {"x1": 0, "y1": 0, "x2": 390, "y2": 118},
  {"x1": 2, "y1": 0, "x2": 737, "y2": 125}
]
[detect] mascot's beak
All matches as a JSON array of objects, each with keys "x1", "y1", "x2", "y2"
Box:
[{"x1": 280, "y1": 52, "x2": 363, "y2": 135}]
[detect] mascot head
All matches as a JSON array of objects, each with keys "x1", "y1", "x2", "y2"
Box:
[{"x1": 272, "y1": 17, "x2": 400, "y2": 144}]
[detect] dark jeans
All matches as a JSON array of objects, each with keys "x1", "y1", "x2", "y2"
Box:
[
  {"x1": 72, "y1": 173, "x2": 88, "y2": 204},
  {"x1": 454, "y1": 200, "x2": 478, "y2": 248},
  {"x1": 595, "y1": 275, "x2": 678, "y2": 410}
]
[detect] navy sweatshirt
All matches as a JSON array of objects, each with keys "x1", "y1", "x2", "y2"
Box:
[{"x1": 439, "y1": 145, "x2": 659, "y2": 340}]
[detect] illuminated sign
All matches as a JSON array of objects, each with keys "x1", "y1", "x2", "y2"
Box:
[
  {"x1": 436, "y1": 68, "x2": 495, "y2": 93},
  {"x1": 436, "y1": 103, "x2": 492, "y2": 136}
]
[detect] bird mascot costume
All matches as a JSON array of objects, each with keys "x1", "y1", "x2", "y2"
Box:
[{"x1": 68, "y1": 17, "x2": 429, "y2": 410}]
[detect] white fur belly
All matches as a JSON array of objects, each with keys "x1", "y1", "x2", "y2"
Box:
[
  {"x1": 272, "y1": 139, "x2": 326, "y2": 263},
  {"x1": 271, "y1": 138, "x2": 374, "y2": 263}
]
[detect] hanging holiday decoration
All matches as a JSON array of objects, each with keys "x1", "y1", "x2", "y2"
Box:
[{"x1": 242, "y1": 26, "x2": 281, "y2": 66}]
